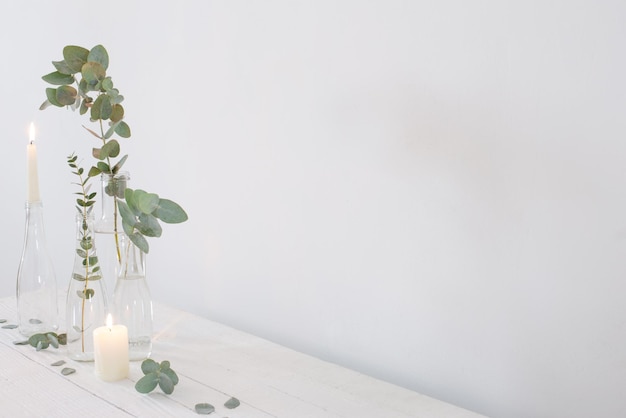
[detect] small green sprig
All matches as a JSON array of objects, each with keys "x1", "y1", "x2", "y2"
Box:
[
  {"x1": 135, "y1": 359, "x2": 179, "y2": 395},
  {"x1": 28, "y1": 332, "x2": 67, "y2": 351},
  {"x1": 67, "y1": 153, "x2": 102, "y2": 353}
]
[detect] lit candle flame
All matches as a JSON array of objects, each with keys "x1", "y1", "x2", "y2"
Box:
[
  {"x1": 106, "y1": 313, "x2": 113, "y2": 328},
  {"x1": 29, "y1": 122, "x2": 35, "y2": 144}
]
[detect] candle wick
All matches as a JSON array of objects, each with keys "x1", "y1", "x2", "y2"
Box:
[{"x1": 29, "y1": 140, "x2": 35, "y2": 145}]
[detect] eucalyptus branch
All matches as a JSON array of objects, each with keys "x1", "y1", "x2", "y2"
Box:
[{"x1": 41, "y1": 44, "x2": 188, "y2": 253}]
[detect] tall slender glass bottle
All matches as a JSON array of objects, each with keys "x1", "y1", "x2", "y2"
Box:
[
  {"x1": 113, "y1": 238, "x2": 153, "y2": 360},
  {"x1": 66, "y1": 212, "x2": 108, "y2": 361},
  {"x1": 16, "y1": 201, "x2": 58, "y2": 336}
]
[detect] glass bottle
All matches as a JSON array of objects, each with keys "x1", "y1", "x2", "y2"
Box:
[
  {"x1": 113, "y1": 237, "x2": 153, "y2": 360},
  {"x1": 95, "y1": 172, "x2": 129, "y2": 300},
  {"x1": 66, "y1": 211, "x2": 108, "y2": 361},
  {"x1": 16, "y1": 201, "x2": 58, "y2": 336}
]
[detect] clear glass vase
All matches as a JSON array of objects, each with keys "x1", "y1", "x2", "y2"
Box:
[
  {"x1": 66, "y1": 211, "x2": 108, "y2": 361},
  {"x1": 16, "y1": 201, "x2": 59, "y2": 336},
  {"x1": 95, "y1": 172, "x2": 130, "y2": 300},
  {"x1": 113, "y1": 237, "x2": 153, "y2": 360}
]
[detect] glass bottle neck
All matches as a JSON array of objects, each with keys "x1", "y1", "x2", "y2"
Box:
[{"x1": 120, "y1": 239, "x2": 146, "y2": 279}]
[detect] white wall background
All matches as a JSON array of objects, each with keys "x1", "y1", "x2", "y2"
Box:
[{"x1": 1, "y1": 1, "x2": 625, "y2": 417}]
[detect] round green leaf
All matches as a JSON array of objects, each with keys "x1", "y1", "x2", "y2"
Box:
[
  {"x1": 195, "y1": 403, "x2": 215, "y2": 415},
  {"x1": 45, "y1": 88, "x2": 62, "y2": 107},
  {"x1": 102, "y1": 77, "x2": 114, "y2": 91},
  {"x1": 61, "y1": 367, "x2": 76, "y2": 376},
  {"x1": 141, "y1": 359, "x2": 159, "y2": 374},
  {"x1": 63, "y1": 45, "x2": 89, "y2": 73},
  {"x1": 88, "y1": 45, "x2": 109, "y2": 70},
  {"x1": 81, "y1": 61, "x2": 106, "y2": 86},
  {"x1": 56, "y1": 85, "x2": 77, "y2": 106},
  {"x1": 101, "y1": 139, "x2": 121, "y2": 159},
  {"x1": 224, "y1": 397, "x2": 240, "y2": 409},
  {"x1": 110, "y1": 104, "x2": 124, "y2": 123},
  {"x1": 91, "y1": 94, "x2": 112, "y2": 120},
  {"x1": 115, "y1": 121, "x2": 131, "y2": 138},
  {"x1": 135, "y1": 372, "x2": 159, "y2": 393}
]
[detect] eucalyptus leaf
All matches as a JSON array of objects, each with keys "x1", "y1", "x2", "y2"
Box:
[
  {"x1": 110, "y1": 104, "x2": 124, "y2": 123},
  {"x1": 73, "y1": 273, "x2": 86, "y2": 281},
  {"x1": 104, "y1": 120, "x2": 119, "y2": 139},
  {"x1": 154, "y1": 199, "x2": 189, "y2": 224},
  {"x1": 125, "y1": 188, "x2": 141, "y2": 216},
  {"x1": 52, "y1": 59, "x2": 73, "y2": 75},
  {"x1": 224, "y1": 397, "x2": 240, "y2": 409},
  {"x1": 56, "y1": 85, "x2": 77, "y2": 106},
  {"x1": 136, "y1": 190, "x2": 160, "y2": 214},
  {"x1": 100, "y1": 139, "x2": 120, "y2": 159},
  {"x1": 39, "y1": 100, "x2": 53, "y2": 110},
  {"x1": 87, "y1": 45, "x2": 109, "y2": 70},
  {"x1": 42, "y1": 71, "x2": 74, "y2": 85},
  {"x1": 122, "y1": 221, "x2": 135, "y2": 237},
  {"x1": 51, "y1": 360, "x2": 66, "y2": 366},
  {"x1": 47, "y1": 333, "x2": 59, "y2": 349},
  {"x1": 135, "y1": 372, "x2": 159, "y2": 393},
  {"x1": 141, "y1": 358, "x2": 159, "y2": 374},
  {"x1": 158, "y1": 372, "x2": 175, "y2": 395},
  {"x1": 2, "y1": 324, "x2": 17, "y2": 329},
  {"x1": 115, "y1": 120, "x2": 131, "y2": 138},
  {"x1": 102, "y1": 77, "x2": 114, "y2": 91},
  {"x1": 88, "y1": 166, "x2": 101, "y2": 178},
  {"x1": 0, "y1": 319, "x2": 6, "y2": 323},
  {"x1": 45, "y1": 87, "x2": 62, "y2": 107},
  {"x1": 118, "y1": 201, "x2": 137, "y2": 227},
  {"x1": 161, "y1": 368, "x2": 179, "y2": 385},
  {"x1": 81, "y1": 61, "x2": 106, "y2": 86},
  {"x1": 29, "y1": 318, "x2": 42, "y2": 324},
  {"x1": 97, "y1": 161, "x2": 111, "y2": 174},
  {"x1": 61, "y1": 368, "x2": 76, "y2": 376},
  {"x1": 129, "y1": 232, "x2": 149, "y2": 254},
  {"x1": 195, "y1": 403, "x2": 215, "y2": 415},
  {"x1": 13, "y1": 340, "x2": 29, "y2": 345},
  {"x1": 136, "y1": 213, "x2": 162, "y2": 238},
  {"x1": 112, "y1": 155, "x2": 128, "y2": 175},
  {"x1": 63, "y1": 45, "x2": 89, "y2": 73},
  {"x1": 91, "y1": 93, "x2": 112, "y2": 120}
]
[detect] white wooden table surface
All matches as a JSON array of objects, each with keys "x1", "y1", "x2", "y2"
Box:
[{"x1": 0, "y1": 296, "x2": 484, "y2": 418}]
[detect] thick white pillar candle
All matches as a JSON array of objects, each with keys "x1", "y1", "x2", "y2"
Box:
[
  {"x1": 93, "y1": 314, "x2": 129, "y2": 381},
  {"x1": 27, "y1": 123, "x2": 40, "y2": 203}
]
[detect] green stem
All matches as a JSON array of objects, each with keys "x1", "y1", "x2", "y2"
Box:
[
  {"x1": 77, "y1": 171, "x2": 90, "y2": 354},
  {"x1": 98, "y1": 117, "x2": 122, "y2": 264}
]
